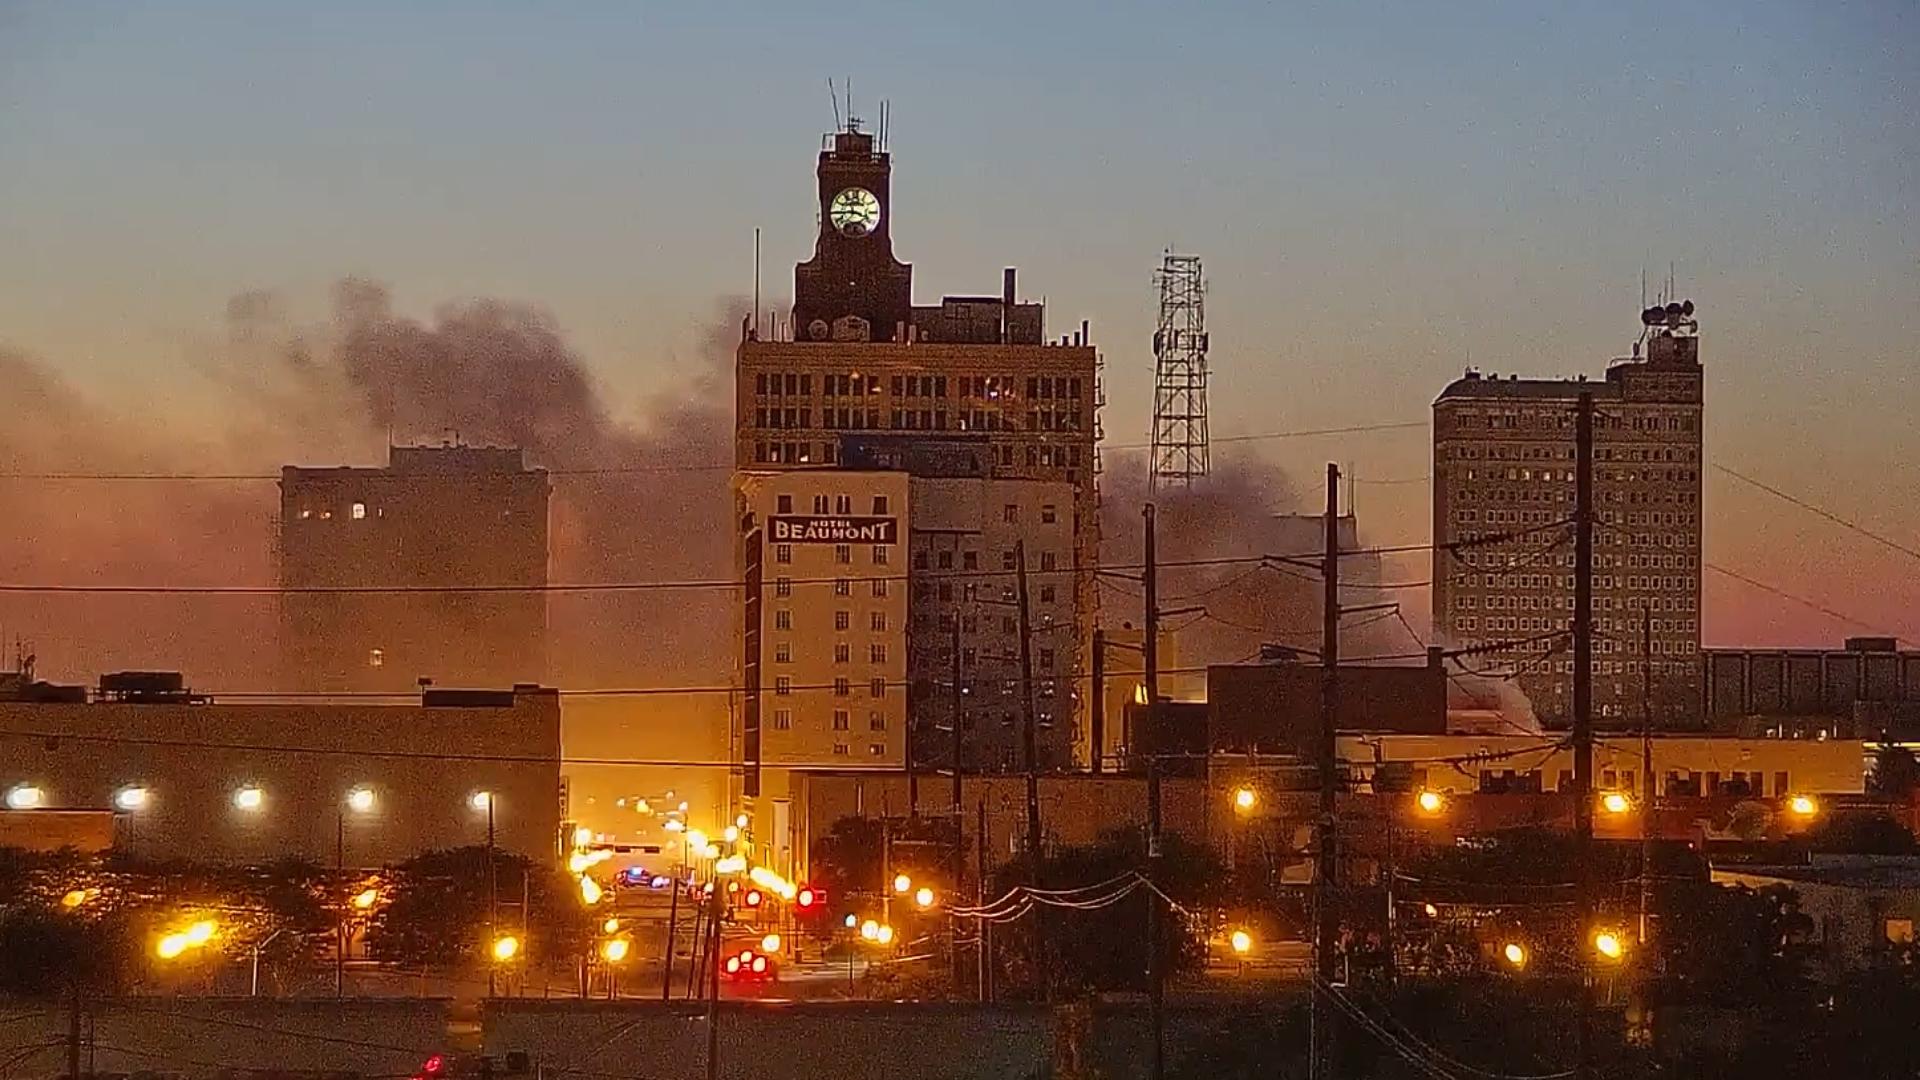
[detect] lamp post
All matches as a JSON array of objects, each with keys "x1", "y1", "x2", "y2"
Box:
[
  {"x1": 338, "y1": 786, "x2": 375, "y2": 998},
  {"x1": 251, "y1": 928, "x2": 287, "y2": 998},
  {"x1": 472, "y1": 791, "x2": 498, "y2": 997}
]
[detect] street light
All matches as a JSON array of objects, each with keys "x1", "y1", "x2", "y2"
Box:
[
  {"x1": 600, "y1": 938, "x2": 630, "y2": 964},
  {"x1": 1233, "y1": 787, "x2": 1257, "y2": 813},
  {"x1": 1594, "y1": 930, "x2": 1625, "y2": 961},
  {"x1": 352, "y1": 887, "x2": 379, "y2": 911},
  {"x1": 914, "y1": 886, "x2": 936, "y2": 910},
  {"x1": 1230, "y1": 929, "x2": 1253, "y2": 956},
  {"x1": 233, "y1": 786, "x2": 264, "y2": 812},
  {"x1": 1601, "y1": 792, "x2": 1632, "y2": 815},
  {"x1": 860, "y1": 919, "x2": 880, "y2": 941},
  {"x1": 760, "y1": 933, "x2": 781, "y2": 954},
  {"x1": 469, "y1": 791, "x2": 494, "y2": 812},
  {"x1": 1788, "y1": 794, "x2": 1819, "y2": 817},
  {"x1": 580, "y1": 876, "x2": 604, "y2": 905},
  {"x1": 114, "y1": 785, "x2": 151, "y2": 812},
  {"x1": 892, "y1": 873, "x2": 911, "y2": 894},
  {"x1": 875, "y1": 924, "x2": 895, "y2": 945},
  {"x1": 491, "y1": 935, "x2": 520, "y2": 962},
  {"x1": 1502, "y1": 942, "x2": 1528, "y2": 969},
  {"x1": 346, "y1": 787, "x2": 376, "y2": 814},
  {"x1": 6, "y1": 785, "x2": 44, "y2": 810},
  {"x1": 155, "y1": 933, "x2": 191, "y2": 960},
  {"x1": 1416, "y1": 790, "x2": 1446, "y2": 815}
]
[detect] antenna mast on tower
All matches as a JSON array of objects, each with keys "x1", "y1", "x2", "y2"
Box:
[{"x1": 1149, "y1": 251, "x2": 1210, "y2": 491}]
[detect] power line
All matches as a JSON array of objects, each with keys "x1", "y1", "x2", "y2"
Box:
[
  {"x1": 0, "y1": 421, "x2": 1429, "y2": 483},
  {"x1": 1712, "y1": 464, "x2": 1920, "y2": 566},
  {"x1": 1704, "y1": 563, "x2": 1917, "y2": 646}
]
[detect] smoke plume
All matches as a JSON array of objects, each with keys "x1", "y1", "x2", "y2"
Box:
[{"x1": 0, "y1": 281, "x2": 740, "y2": 694}]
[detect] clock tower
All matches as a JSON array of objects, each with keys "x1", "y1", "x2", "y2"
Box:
[{"x1": 792, "y1": 126, "x2": 914, "y2": 342}]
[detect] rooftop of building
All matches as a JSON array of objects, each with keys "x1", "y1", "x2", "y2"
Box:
[{"x1": 282, "y1": 443, "x2": 542, "y2": 478}]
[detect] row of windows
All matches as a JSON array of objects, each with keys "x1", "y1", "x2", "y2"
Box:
[
  {"x1": 772, "y1": 609, "x2": 891, "y2": 632},
  {"x1": 772, "y1": 676, "x2": 890, "y2": 697},
  {"x1": 915, "y1": 581, "x2": 1062, "y2": 605},
  {"x1": 1451, "y1": 575, "x2": 1700, "y2": 606},
  {"x1": 751, "y1": 441, "x2": 1085, "y2": 470},
  {"x1": 771, "y1": 640, "x2": 892, "y2": 664},
  {"x1": 774, "y1": 543, "x2": 890, "y2": 567},
  {"x1": 295, "y1": 502, "x2": 374, "y2": 521},
  {"x1": 771, "y1": 578, "x2": 889, "y2": 598},
  {"x1": 774, "y1": 493, "x2": 891, "y2": 515},
  {"x1": 1445, "y1": 410, "x2": 1697, "y2": 433},
  {"x1": 753, "y1": 372, "x2": 1087, "y2": 402},
  {"x1": 747, "y1": 406, "x2": 1085, "y2": 434},
  {"x1": 768, "y1": 707, "x2": 888, "y2": 731}
]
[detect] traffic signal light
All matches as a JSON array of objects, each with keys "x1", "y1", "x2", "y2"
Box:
[
  {"x1": 744, "y1": 888, "x2": 763, "y2": 908},
  {"x1": 795, "y1": 884, "x2": 824, "y2": 913}
]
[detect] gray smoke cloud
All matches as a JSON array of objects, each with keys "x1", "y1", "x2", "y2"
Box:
[{"x1": 0, "y1": 281, "x2": 741, "y2": 693}]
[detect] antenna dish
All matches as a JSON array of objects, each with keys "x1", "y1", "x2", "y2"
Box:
[{"x1": 1680, "y1": 299, "x2": 1694, "y2": 316}]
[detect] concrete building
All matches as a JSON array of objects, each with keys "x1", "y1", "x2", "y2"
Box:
[
  {"x1": 279, "y1": 444, "x2": 550, "y2": 694},
  {"x1": 0, "y1": 681, "x2": 562, "y2": 863},
  {"x1": 1702, "y1": 636, "x2": 1920, "y2": 739},
  {"x1": 1432, "y1": 302, "x2": 1704, "y2": 728},
  {"x1": 1713, "y1": 856, "x2": 1920, "y2": 977},
  {"x1": 1207, "y1": 653, "x2": 1449, "y2": 756},
  {"x1": 735, "y1": 122, "x2": 1101, "y2": 776}
]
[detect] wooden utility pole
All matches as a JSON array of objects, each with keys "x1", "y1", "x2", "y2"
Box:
[
  {"x1": 1573, "y1": 390, "x2": 1596, "y2": 1080},
  {"x1": 1016, "y1": 540, "x2": 1041, "y2": 860},
  {"x1": 1142, "y1": 503, "x2": 1165, "y2": 1080},
  {"x1": 952, "y1": 619, "x2": 965, "y2": 813},
  {"x1": 1090, "y1": 627, "x2": 1106, "y2": 774},
  {"x1": 1311, "y1": 464, "x2": 1342, "y2": 1079},
  {"x1": 977, "y1": 798, "x2": 992, "y2": 1003}
]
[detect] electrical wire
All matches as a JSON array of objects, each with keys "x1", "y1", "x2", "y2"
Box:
[
  {"x1": 0, "y1": 421, "x2": 1430, "y2": 482},
  {"x1": 1705, "y1": 563, "x2": 1916, "y2": 646},
  {"x1": 1712, "y1": 463, "x2": 1920, "y2": 566}
]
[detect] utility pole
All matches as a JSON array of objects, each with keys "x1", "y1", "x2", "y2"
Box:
[
  {"x1": 1573, "y1": 391, "x2": 1596, "y2": 1080},
  {"x1": 977, "y1": 798, "x2": 992, "y2": 1003},
  {"x1": 67, "y1": 977, "x2": 82, "y2": 1080},
  {"x1": 1142, "y1": 503, "x2": 1165, "y2": 1080},
  {"x1": 703, "y1": 885, "x2": 723, "y2": 1080},
  {"x1": 486, "y1": 796, "x2": 497, "y2": 998},
  {"x1": 1640, "y1": 603, "x2": 1654, "y2": 945},
  {"x1": 1016, "y1": 540, "x2": 1042, "y2": 860},
  {"x1": 335, "y1": 811, "x2": 346, "y2": 998},
  {"x1": 1090, "y1": 627, "x2": 1106, "y2": 774},
  {"x1": 660, "y1": 856, "x2": 683, "y2": 1000},
  {"x1": 1313, "y1": 463, "x2": 1341, "y2": 1080},
  {"x1": 951, "y1": 619, "x2": 966, "y2": 992}
]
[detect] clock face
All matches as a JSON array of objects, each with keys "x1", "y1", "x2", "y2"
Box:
[{"x1": 828, "y1": 187, "x2": 882, "y2": 238}]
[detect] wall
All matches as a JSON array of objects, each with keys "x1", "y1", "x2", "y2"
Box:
[
  {"x1": 1340, "y1": 734, "x2": 1868, "y2": 798},
  {"x1": 0, "y1": 689, "x2": 562, "y2": 863},
  {"x1": 1209, "y1": 659, "x2": 1447, "y2": 756},
  {"x1": 1714, "y1": 858, "x2": 1920, "y2": 975}
]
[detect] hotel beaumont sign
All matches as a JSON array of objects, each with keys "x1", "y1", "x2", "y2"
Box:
[{"x1": 769, "y1": 516, "x2": 899, "y2": 545}]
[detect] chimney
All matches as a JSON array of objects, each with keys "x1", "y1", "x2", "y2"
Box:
[{"x1": 1002, "y1": 267, "x2": 1017, "y2": 344}]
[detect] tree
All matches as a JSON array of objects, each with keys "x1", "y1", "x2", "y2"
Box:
[
  {"x1": 1869, "y1": 744, "x2": 1920, "y2": 800},
  {"x1": 365, "y1": 845, "x2": 589, "y2": 970},
  {"x1": 986, "y1": 828, "x2": 1222, "y2": 999}
]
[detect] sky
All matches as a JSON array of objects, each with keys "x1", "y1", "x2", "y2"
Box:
[{"x1": 1, "y1": 0, "x2": 1916, "y2": 649}]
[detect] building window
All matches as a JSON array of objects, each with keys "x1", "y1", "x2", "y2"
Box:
[
  {"x1": 775, "y1": 578, "x2": 792, "y2": 598},
  {"x1": 368, "y1": 648, "x2": 384, "y2": 668},
  {"x1": 834, "y1": 677, "x2": 850, "y2": 697},
  {"x1": 871, "y1": 579, "x2": 888, "y2": 598},
  {"x1": 869, "y1": 711, "x2": 886, "y2": 731},
  {"x1": 873, "y1": 545, "x2": 889, "y2": 565},
  {"x1": 777, "y1": 494, "x2": 793, "y2": 513},
  {"x1": 1040, "y1": 585, "x2": 1055, "y2": 604},
  {"x1": 1003, "y1": 550, "x2": 1017, "y2": 571},
  {"x1": 870, "y1": 611, "x2": 887, "y2": 631},
  {"x1": 350, "y1": 502, "x2": 367, "y2": 520},
  {"x1": 1003, "y1": 504, "x2": 1019, "y2": 523},
  {"x1": 833, "y1": 709, "x2": 850, "y2": 731},
  {"x1": 775, "y1": 609, "x2": 792, "y2": 630},
  {"x1": 873, "y1": 495, "x2": 889, "y2": 514},
  {"x1": 869, "y1": 643, "x2": 888, "y2": 663},
  {"x1": 773, "y1": 709, "x2": 791, "y2": 730},
  {"x1": 813, "y1": 494, "x2": 829, "y2": 513},
  {"x1": 833, "y1": 743, "x2": 850, "y2": 756},
  {"x1": 776, "y1": 544, "x2": 793, "y2": 564},
  {"x1": 963, "y1": 551, "x2": 978, "y2": 570},
  {"x1": 869, "y1": 677, "x2": 886, "y2": 697},
  {"x1": 1039, "y1": 648, "x2": 1055, "y2": 671},
  {"x1": 938, "y1": 550, "x2": 954, "y2": 570},
  {"x1": 835, "y1": 579, "x2": 851, "y2": 597},
  {"x1": 868, "y1": 744, "x2": 886, "y2": 757},
  {"x1": 775, "y1": 676, "x2": 792, "y2": 696},
  {"x1": 775, "y1": 642, "x2": 792, "y2": 663},
  {"x1": 836, "y1": 494, "x2": 853, "y2": 514},
  {"x1": 835, "y1": 642, "x2": 851, "y2": 663},
  {"x1": 835, "y1": 544, "x2": 852, "y2": 564},
  {"x1": 835, "y1": 610, "x2": 851, "y2": 630},
  {"x1": 1041, "y1": 504, "x2": 1056, "y2": 524}
]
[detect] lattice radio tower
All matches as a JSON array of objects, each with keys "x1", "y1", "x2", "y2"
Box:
[{"x1": 1149, "y1": 252, "x2": 1210, "y2": 491}]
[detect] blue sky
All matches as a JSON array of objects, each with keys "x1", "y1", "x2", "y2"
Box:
[{"x1": 2, "y1": 0, "x2": 1916, "y2": 642}]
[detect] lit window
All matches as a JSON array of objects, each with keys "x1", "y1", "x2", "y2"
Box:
[
  {"x1": 350, "y1": 502, "x2": 367, "y2": 520},
  {"x1": 774, "y1": 677, "x2": 792, "y2": 696},
  {"x1": 298, "y1": 508, "x2": 312, "y2": 520},
  {"x1": 368, "y1": 648, "x2": 385, "y2": 668},
  {"x1": 868, "y1": 744, "x2": 886, "y2": 757},
  {"x1": 776, "y1": 545, "x2": 793, "y2": 564},
  {"x1": 833, "y1": 744, "x2": 850, "y2": 756}
]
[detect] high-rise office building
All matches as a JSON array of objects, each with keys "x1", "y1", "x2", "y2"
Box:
[
  {"x1": 1431, "y1": 302, "x2": 1704, "y2": 727},
  {"x1": 278, "y1": 444, "x2": 549, "y2": 693},
  {"x1": 734, "y1": 121, "x2": 1101, "y2": 791}
]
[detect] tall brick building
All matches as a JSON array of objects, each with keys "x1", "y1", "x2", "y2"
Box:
[
  {"x1": 1431, "y1": 303, "x2": 1704, "y2": 728},
  {"x1": 278, "y1": 445, "x2": 549, "y2": 693},
  {"x1": 734, "y1": 122, "x2": 1101, "y2": 795}
]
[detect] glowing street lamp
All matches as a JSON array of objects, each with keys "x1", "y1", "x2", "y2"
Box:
[
  {"x1": 723, "y1": 825, "x2": 740, "y2": 843},
  {"x1": 760, "y1": 933, "x2": 781, "y2": 954},
  {"x1": 844, "y1": 914, "x2": 858, "y2": 929},
  {"x1": 600, "y1": 938, "x2": 630, "y2": 964},
  {"x1": 1416, "y1": 790, "x2": 1446, "y2": 816},
  {"x1": 914, "y1": 887, "x2": 936, "y2": 910},
  {"x1": 892, "y1": 873, "x2": 912, "y2": 894},
  {"x1": 1233, "y1": 787, "x2": 1257, "y2": 813},
  {"x1": 155, "y1": 933, "x2": 191, "y2": 960},
  {"x1": 1229, "y1": 929, "x2": 1253, "y2": 956},
  {"x1": 491, "y1": 935, "x2": 520, "y2": 962},
  {"x1": 1594, "y1": 930, "x2": 1625, "y2": 962},
  {"x1": 579, "y1": 875, "x2": 604, "y2": 905},
  {"x1": 351, "y1": 887, "x2": 379, "y2": 911},
  {"x1": 61, "y1": 889, "x2": 90, "y2": 909},
  {"x1": 1788, "y1": 794, "x2": 1819, "y2": 818},
  {"x1": 469, "y1": 791, "x2": 493, "y2": 812},
  {"x1": 1502, "y1": 942, "x2": 1528, "y2": 969},
  {"x1": 860, "y1": 919, "x2": 880, "y2": 941},
  {"x1": 875, "y1": 924, "x2": 894, "y2": 945},
  {"x1": 346, "y1": 787, "x2": 376, "y2": 814},
  {"x1": 1600, "y1": 792, "x2": 1632, "y2": 815},
  {"x1": 185, "y1": 920, "x2": 216, "y2": 945},
  {"x1": 114, "y1": 786, "x2": 151, "y2": 812},
  {"x1": 6, "y1": 785, "x2": 44, "y2": 810},
  {"x1": 233, "y1": 786, "x2": 265, "y2": 812}
]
